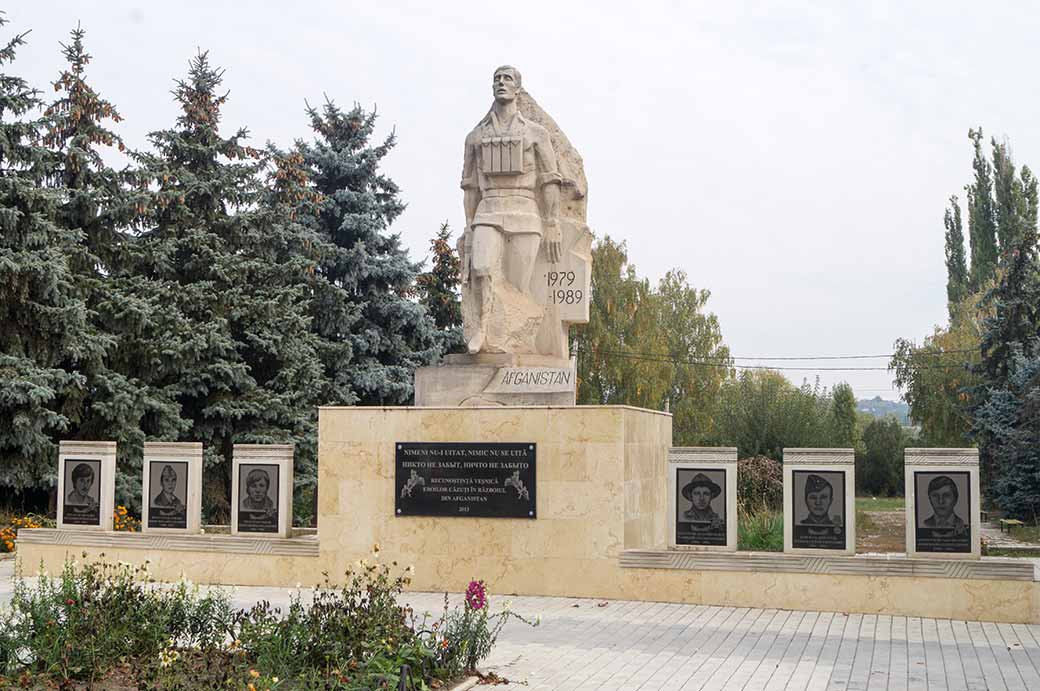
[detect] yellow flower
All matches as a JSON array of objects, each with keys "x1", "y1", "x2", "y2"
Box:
[{"x1": 249, "y1": 669, "x2": 260, "y2": 678}]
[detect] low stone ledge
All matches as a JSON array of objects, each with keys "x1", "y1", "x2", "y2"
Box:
[
  {"x1": 619, "y1": 549, "x2": 1037, "y2": 582},
  {"x1": 17, "y1": 528, "x2": 319, "y2": 557}
]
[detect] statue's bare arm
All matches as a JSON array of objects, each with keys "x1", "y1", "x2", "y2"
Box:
[
  {"x1": 460, "y1": 134, "x2": 481, "y2": 276},
  {"x1": 535, "y1": 129, "x2": 563, "y2": 263}
]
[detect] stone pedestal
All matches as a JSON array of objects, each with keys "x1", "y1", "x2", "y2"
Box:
[
  {"x1": 905, "y1": 448, "x2": 981, "y2": 560},
  {"x1": 783, "y1": 448, "x2": 856, "y2": 556},
  {"x1": 668, "y1": 447, "x2": 737, "y2": 552},
  {"x1": 142, "y1": 442, "x2": 203, "y2": 534},
  {"x1": 414, "y1": 353, "x2": 576, "y2": 406},
  {"x1": 57, "y1": 441, "x2": 116, "y2": 532},
  {"x1": 232, "y1": 444, "x2": 294, "y2": 538}
]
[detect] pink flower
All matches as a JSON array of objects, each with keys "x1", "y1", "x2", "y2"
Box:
[{"x1": 465, "y1": 579, "x2": 487, "y2": 611}]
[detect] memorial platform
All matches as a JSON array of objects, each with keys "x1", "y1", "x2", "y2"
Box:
[{"x1": 15, "y1": 405, "x2": 1040, "y2": 624}]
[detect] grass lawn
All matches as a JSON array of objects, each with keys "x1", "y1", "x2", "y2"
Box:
[{"x1": 855, "y1": 496, "x2": 905, "y2": 512}]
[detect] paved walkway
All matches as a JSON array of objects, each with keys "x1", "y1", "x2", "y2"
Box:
[{"x1": 3, "y1": 558, "x2": 1040, "y2": 689}]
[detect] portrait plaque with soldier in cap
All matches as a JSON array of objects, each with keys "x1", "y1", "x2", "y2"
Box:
[
  {"x1": 674, "y1": 468, "x2": 727, "y2": 546},
  {"x1": 913, "y1": 471, "x2": 971, "y2": 553},
  {"x1": 791, "y1": 470, "x2": 847, "y2": 550}
]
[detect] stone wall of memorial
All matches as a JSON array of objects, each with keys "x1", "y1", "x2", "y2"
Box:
[{"x1": 316, "y1": 405, "x2": 672, "y2": 597}]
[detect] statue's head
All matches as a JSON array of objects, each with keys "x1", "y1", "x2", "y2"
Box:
[{"x1": 492, "y1": 65, "x2": 522, "y2": 104}]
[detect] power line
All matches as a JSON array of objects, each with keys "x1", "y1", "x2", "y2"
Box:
[
  {"x1": 575, "y1": 348, "x2": 974, "y2": 372},
  {"x1": 575, "y1": 347, "x2": 977, "y2": 363}
]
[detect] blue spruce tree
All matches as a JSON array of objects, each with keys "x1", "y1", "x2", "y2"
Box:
[
  {"x1": 43, "y1": 24, "x2": 188, "y2": 508},
  {"x1": 0, "y1": 18, "x2": 103, "y2": 495},
  {"x1": 130, "y1": 53, "x2": 325, "y2": 518},
  {"x1": 297, "y1": 101, "x2": 439, "y2": 406}
]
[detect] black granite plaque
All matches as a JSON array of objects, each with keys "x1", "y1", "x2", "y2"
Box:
[
  {"x1": 914, "y1": 471, "x2": 971, "y2": 553},
  {"x1": 62, "y1": 458, "x2": 101, "y2": 526},
  {"x1": 395, "y1": 442, "x2": 536, "y2": 518},
  {"x1": 675, "y1": 468, "x2": 727, "y2": 546},
  {"x1": 147, "y1": 460, "x2": 188, "y2": 530},
  {"x1": 791, "y1": 470, "x2": 847, "y2": 550},
  {"x1": 237, "y1": 463, "x2": 279, "y2": 533}
]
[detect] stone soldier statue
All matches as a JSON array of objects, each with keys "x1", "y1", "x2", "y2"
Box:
[{"x1": 458, "y1": 65, "x2": 590, "y2": 356}]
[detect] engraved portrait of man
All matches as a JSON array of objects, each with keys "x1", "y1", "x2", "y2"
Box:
[
  {"x1": 923, "y1": 475, "x2": 966, "y2": 529},
  {"x1": 66, "y1": 462, "x2": 99, "y2": 508},
  {"x1": 241, "y1": 468, "x2": 275, "y2": 512},
  {"x1": 801, "y1": 474, "x2": 841, "y2": 526},
  {"x1": 152, "y1": 464, "x2": 184, "y2": 508},
  {"x1": 681, "y1": 473, "x2": 723, "y2": 524}
]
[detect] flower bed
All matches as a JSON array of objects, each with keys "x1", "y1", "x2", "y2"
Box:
[
  {"x1": 0, "y1": 548, "x2": 534, "y2": 689},
  {"x1": 0, "y1": 514, "x2": 51, "y2": 554}
]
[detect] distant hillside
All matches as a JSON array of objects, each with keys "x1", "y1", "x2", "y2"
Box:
[{"x1": 857, "y1": 397, "x2": 910, "y2": 425}]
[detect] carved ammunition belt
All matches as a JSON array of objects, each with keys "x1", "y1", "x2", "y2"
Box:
[{"x1": 481, "y1": 135, "x2": 524, "y2": 175}]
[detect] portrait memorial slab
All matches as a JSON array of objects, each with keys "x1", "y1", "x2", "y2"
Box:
[
  {"x1": 783, "y1": 448, "x2": 855, "y2": 555},
  {"x1": 668, "y1": 447, "x2": 737, "y2": 551},
  {"x1": 904, "y1": 448, "x2": 980, "y2": 560},
  {"x1": 395, "y1": 442, "x2": 536, "y2": 518},
  {"x1": 57, "y1": 441, "x2": 116, "y2": 531},
  {"x1": 231, "y1": 444, "x2": 294, "y2": 538},
  {"x1": 142, "y1": 442, "x2": 202, "y2": 534}
]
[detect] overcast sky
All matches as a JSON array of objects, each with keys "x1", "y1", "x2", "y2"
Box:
[{"x1": 14, "y1": 2, "x2": 1040, "y2": 401}]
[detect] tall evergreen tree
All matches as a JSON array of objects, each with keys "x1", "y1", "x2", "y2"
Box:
[
  {"x1": 971, "y1": 198, "x2": 1040, "y2": 491},
  {"x1": 131, "y1": 53, "x2": 324, "y2": 515},
  {"x1": 0, "y1": 18, "x2": 101, "y2": 492},
  {"x1": 42, "y1": 24, "x2": 187, "y2": 507},
  {"x1": 943, "y1": 196, "x2": 968, "y2": 318},
  {"x1": 298, "y1": 100, "x2": 439, "y2": 406},
  {"x1": 975, "y1": 354, "x2": 1040, "y2": 520},
  {"x1": 416, "y1": 221, "x2": 463, "y2": 352},
  {"x1": 966, "y1": 128, "x2": 998, "y2": 291}
]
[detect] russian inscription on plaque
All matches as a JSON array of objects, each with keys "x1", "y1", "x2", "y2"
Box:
[
  {"x1": 913, "y1": 471, "x2": 971, "y2": 553},
  {"x1": 791, "y1": 470, "x2": 847, "y2": 550},
  {"x1": 674, "y1": 468, "x2": 727, "y2": 546},
  {"x1": 236, "y1": 463, "x2": 280, "y2": 533},
  {"x1": 395, "y1": 442, "x2": 536, "y2": 518}
]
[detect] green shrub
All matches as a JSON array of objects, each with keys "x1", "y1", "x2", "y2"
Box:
[
  {"x1": 0, "y1": 552, "x2": 533, "y2": 689},
  {"x1": 0, "y1": 557, "x2": 233, "y2": 684},
  {"x1": 738, "y1": 510, "x2": 784, "y2": 551}
]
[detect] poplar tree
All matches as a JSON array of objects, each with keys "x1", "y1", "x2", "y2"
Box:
[
  {"x1": 829, "y1": 382, "x2": 858, "y2": 448},
  {"x1": 131, "y1": 53, "x2": 323, "y2": 513},
  {"x1": 992, "y1": 138, "x2": 1023, "y2": 253},
  {"x1": 298, "y1": 100, "x2": 439, "y2": 406},
  {"x1": 966, "y1": 128, "x2": 998, "y2": 291},
  {"x1": 943, "y1": 196, "x2": 968, "y2": 318},
  {"x1": 0, "y1": 18, "x2": 98, "y2": 491}
]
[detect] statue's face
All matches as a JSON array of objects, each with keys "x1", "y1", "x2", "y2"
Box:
[{"x1": 493, "y1": 69, "x2": 519, "y2": 104}]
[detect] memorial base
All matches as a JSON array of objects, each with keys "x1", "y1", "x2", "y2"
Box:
[{"x1": 413, "y1": 354, "x2": 576, "y2": 406}]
